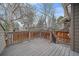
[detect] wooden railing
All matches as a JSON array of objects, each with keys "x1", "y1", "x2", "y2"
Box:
[
  {"x1": 54, "y1": 31, "x2": 70, "y2": 44},
  {"x1": 3, "y1": 30, "x2": 71, "y2": 48},
  {"x1": 41, "y1": 32, "x2": 50, "y2": 40},
  {"x1": 5, "y1": 31, "x2": 70, "y2": 45},
  {"x1": 30, "y1": 32, "x2": 40, "y2": 39},
  {"x1": 13, "y1": 31, "x2": 29, "y2": 43},
  {"x1": 13, "y1": 31, "x2": 52, "y2": 44}
]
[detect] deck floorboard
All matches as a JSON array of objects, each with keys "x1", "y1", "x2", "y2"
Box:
[{"x1": 1, "y1": 38, "x2": 79, "y2": 56}]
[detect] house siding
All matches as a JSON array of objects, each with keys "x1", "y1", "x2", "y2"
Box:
[{"x1": 71, "y1": 4, "x2": 79, "y2": 52}]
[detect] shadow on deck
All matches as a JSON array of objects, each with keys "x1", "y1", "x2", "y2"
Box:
[{"x1": 0, "y1": 38, "x2": 79, "y2": 56}]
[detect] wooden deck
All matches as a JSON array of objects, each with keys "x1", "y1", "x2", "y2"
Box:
[{"x1": 0, "y1": 38, "x2": 79, "y2": 56}]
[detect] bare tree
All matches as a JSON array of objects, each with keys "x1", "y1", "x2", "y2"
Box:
[
  {"x1": 36, "y1": 3, "x2": 56, "y2": 29},
  {"x1": 0, "y1": 3, "x2": 35, "y2": 31}
]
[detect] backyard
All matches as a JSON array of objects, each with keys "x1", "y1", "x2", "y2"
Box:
[{"x1": 0, "y1": 3, "x2": 79, "y2": 56}]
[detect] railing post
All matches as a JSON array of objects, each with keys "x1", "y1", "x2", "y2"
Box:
[
  {"x1": 29, "y1": 32, "x2": 30, "y2": 40},
  {"x1": 50, "y1": 32, "x2": 52, "y2": 43},
  {"x1": 40, "y1": 32, "x2": 41, "y2": 38},
  {"x1": 11, "y1": 32, "x2": 13, "y2": 44}
]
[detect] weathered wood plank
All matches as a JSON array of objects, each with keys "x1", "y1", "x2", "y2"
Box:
[
  {"x1": 70, "y1": 50, "x2": 75, "y2": 56},
  {"x1": 59, "y1": 46, "x2": 66, "y2": 56},
  {"x1": 53, "y1": 45, "x2": 62, "y2": 56},
  {"x1": 64, "y1": 48, "x2": 70, "y2": 56},
  {"x1": 49, "y1": 44, "x2": 60, "y2": 56},
  {"x1": 41, "y1": 44, "x2": 56, "y2": 56},
  {"x1": 31, "y1": 44, "x2": 49, "y2": 56}
]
